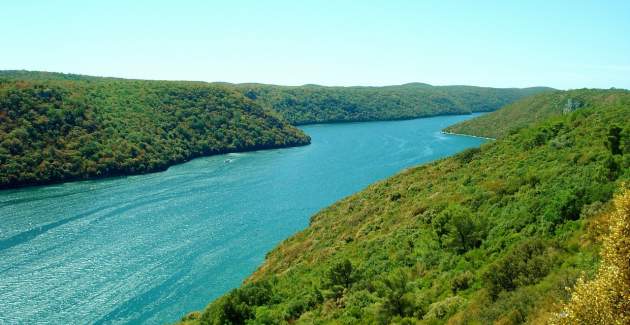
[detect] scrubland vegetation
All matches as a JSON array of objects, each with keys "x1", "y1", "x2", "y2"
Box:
[
  {"x1": 0, "y1": 71, "x2": 546, "y2": 188},
  {"x1": 181, "y1": 89, "x2": 629, "y2": 324},
  {"x1": 0, "y1": 71, "x2": 309, "y2": 188},
  {"x1": 232, "y1": 83, "x2": 551, "y2": 125}
]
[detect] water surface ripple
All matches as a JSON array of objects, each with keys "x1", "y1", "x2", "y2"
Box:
[{"x1": 0, "y1": 115, "x2": 485, "y2": 324}]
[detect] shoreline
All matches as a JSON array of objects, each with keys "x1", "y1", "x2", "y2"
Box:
[
  {"x1": 291, "y1": 111, "x2": 487, "y2": 127},
  {"x1": 441, "y1": 131, "x2": 496, "y2": 140},
  {"x1": 0, "y1": 139, "x2": 310, "y2": 191},
  {"x1": 2, "y1": 113, "x2": 485, "y2": 191}
]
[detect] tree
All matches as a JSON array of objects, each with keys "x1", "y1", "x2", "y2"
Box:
[
  {"x1": 432, "y1": 205, "x2": 485, "y2": 253},
  {"x1": 201, "y1": 280, "x2": 274, "y2": 324},
  {"x1": 483, "y1": 238, "x2": 555, "y2": 299},
  {"x1": 326, "y1": 259, "x2": 355, "y2": 289},
  {"x1": 379, "y1": 269, "x2": 415, "y2": 318},
  {"x1": 606, "y1": 125, "x2": 622, "y2": 155}
]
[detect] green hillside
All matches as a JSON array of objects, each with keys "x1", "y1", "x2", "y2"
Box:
[
  {"x1": 0, "y1": 73, "x2": 310, "y2": 189},
  {"x1": 231, "y1": 83, "x2": 552, "y2": 125},
  {"x1": 0, "y1": 71, "x2": 552, "y2": 188},
  {"x1": 443, "y1": 89, "x2": 628, "y2": 139},
  {"x1": 1, "y1": 71, "x2": 553, "y2": 126},
  {"x1": 180, "y1": 89, "x2": 630, "y2": 324}
]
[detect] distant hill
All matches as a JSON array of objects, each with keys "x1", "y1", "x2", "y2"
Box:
[
  {"x1": 1, "y1": 71, "x2": 553, "y2": 127},
  {"x1": 0, "y1": 70, "x2": 554, "y2": 188},
  {"x1": 444, "y1": 88, "x2": 630, "y2": 139},
  {"x1": 0, "y1": 71, "x2": 310, "y2": 188},
  {"x1": 179, "y1": 89, "x2": 629, "y2": 324},
  {"x1": 229, "y1": 82, "x2": 554, "y2": 124},
  {"x1": 1, "y1": 71, "x2": 553, "y2": 126}
]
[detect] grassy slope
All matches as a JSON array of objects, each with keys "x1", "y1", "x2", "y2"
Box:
[
  {"x1": 0, "y1": 72, "x2": 310, "y2": 188},
  {"x1": 230, "y1": 83, "x2": 553, "y2": 125},
  {"x1": 181, "y1": 89, "x2": 630, "y2": 324},
  {"x1": 443, "y1": 89, "x2": 626, "y2": 139}
]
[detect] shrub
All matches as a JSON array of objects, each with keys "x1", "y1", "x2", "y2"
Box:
[
  {"x1": 252, "y1": 306, "x2": 285, "y2": 325},
  {"x1": 285, "y1": 288, "x2": 323, "y2": 319},
  {"x1": 552, "y1": 189, "x2": 630, "y2": 324},
  {"x1": 423, "y1": 296, "x2": 466, "y2": 322},
  {"x1": 201, "y1": 280, "x2": 274, "y2": 324},
  {"x1": 483, "y1": 238, "x2": 556, "y2": 298},
  {"x1": 326, "y1": 259, "x2": 355, "y2": 289},
  {"x1": 432, "y1": 205, "x2": 485, "y2": 253},
  {"x1": 455, "y1": 147, "x2": 481, "y2": 163},
  {"x1": 606, "y1": 126, "x2": 622, "y2": 155},
  {"x1": 378, "y1": 269, "x2": 415, "y2": 319},
  {"x1": 451, "y1": 271, "x2": 474, "y2": 293}
]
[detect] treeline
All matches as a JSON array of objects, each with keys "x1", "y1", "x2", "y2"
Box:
[
  {"x1": 0, "y1": 73, "x2": 310, "y2": 188},
  {"x1": 0, "y1": 71, "x2": 551, "y2": 188},
  {"x1": 443, "y1": 88, "x2": 630, "y2": 139},
  {"x1": 230, "y1": 83, "x2": 552, "y2": 124},
  {"x1": 2, "y1": 71, "x2": 553, "y2": 126},
  {"x1": 180, "y1": 89, "x2": 629, "y2": 324}
]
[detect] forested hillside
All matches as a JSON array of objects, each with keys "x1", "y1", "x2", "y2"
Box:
[
  {"x1": 2, "y1": 71, "x2": 552, "y2": 126},
  {"x1": 180, "y1": 89, "x2": 629, "y2": 324},
  {"x1": 0, "y1": 71, "x2": 552, "y2": 188},
  {"x1": 0, "y1": 73, "x2": 310, "y2": 188},
  {"x1": 231, "y1": 83, "x2": 552, "y2": 124},
  {"x1": 443, "y1": 88, "x2": 628, "y2": 139}
]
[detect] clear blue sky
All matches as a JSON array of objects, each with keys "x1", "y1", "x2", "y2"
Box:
[{"x1": 2, "y1": 0, "x2": 629, "y2": 89}]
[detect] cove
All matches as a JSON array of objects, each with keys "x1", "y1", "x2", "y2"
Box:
[{"x1": 0, "y1": 114, "x2": 486, "y2": 324}]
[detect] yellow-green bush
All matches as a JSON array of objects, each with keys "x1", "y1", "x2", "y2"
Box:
[{"x1": 551, "y1": 189, "x2": 630, "y2": 325}]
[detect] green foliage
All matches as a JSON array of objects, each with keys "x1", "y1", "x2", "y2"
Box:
[
  {"x1": 0, "y1": 70, "x2": 551, "y2": 188},
  {"x1": 326, "y1": 259, "x2": 355, "y2": 289},
  {"x1": 454, "y1": 147, "x2": 481, "y2": 163},
  {"x1": 12, "y1": 72, "x2": 621, "y2": 323},
  {"x1": 606, "y1": 125, "x2": 622, "y2": 155},
  {"x1": 423, "y1": 296, "x2": 466, "y2": 322},
  {"x1": 432, "y1": 204, "x2": 486, "y2": 253},
  {"x1": 552, "y1": 189, "x2": 630, "y2": 324},
  {"x1": 200, "y1": 281, "x2": 276, "y2": 325},
  {"x1": 284, "y1": 289, "x2": 323, "y2": 320},
  {"x1": 174, "y1": 90, "x2": 630, "y2": 324},
  {"x1": 0, "y1": 71, "x2": 310, "y2": 188},
  {"x1": 233, "y1": 83, "x2": 552, "y2": 125},
  {"x1": 322, "y1": 259, "x2": 357, "y2": 301},
  {"x1": 445, "y1": 89, "x2": 630, "y2": 139},
  {"x1": 450, "y1": 271, "x2": 474, "y2": 293},
  {"x1": 483, "y1": 238, "x2": 557, "y2": 298},
  {"x1": 179, "y1": 89, "x2": 629, "y2": 324},
  {"x1": 377, "y1": 269, "x2": 415, "y2": 319}
]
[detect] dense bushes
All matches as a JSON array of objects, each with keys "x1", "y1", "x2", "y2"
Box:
[
  {"x1": 200, "y1": 280, "x2": 276, "y2": 324},
  {"x1": 445, "y1": 88, "x2": 630, "y2": 139},
  {"x1": 377, "y1": 269, "x2": 415, "y2": 319},
  {"x1": 179, "y1": 90, "x2": 629, "y2": 324},
  {"x1": 0, "y1": 70, "x2": 551, "y2": 188},
  {"x1": 432, "y1": 204, "x2": 486, "y2": 253},
  {"x1": 0, "y1": 72, "x2": 310, "y2": 188},
  {"x1": 483, "y1": 239, "x2": 557, "y2": 298},
  {"x1": 325, "y1": 259, "x2": 356, "y2": 289},
  {"x1": 552, "y1": 189, "x2": 630, "y2": 324},
  {"x1": 233, "y1": 83, "x2": 552, "y2": 125}
]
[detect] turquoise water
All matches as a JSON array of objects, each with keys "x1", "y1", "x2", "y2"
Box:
[{"x1": 0, "y1": 114, "x2": 485, "y2": 324}]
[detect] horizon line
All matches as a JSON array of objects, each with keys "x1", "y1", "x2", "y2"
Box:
[{"x1": 0, "y1": 69, "x2": 564, "y2": 90}]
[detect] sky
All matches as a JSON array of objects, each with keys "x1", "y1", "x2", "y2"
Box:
[{"x1": 1, "y1": 0, "x2": 629, "y2": 89}]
